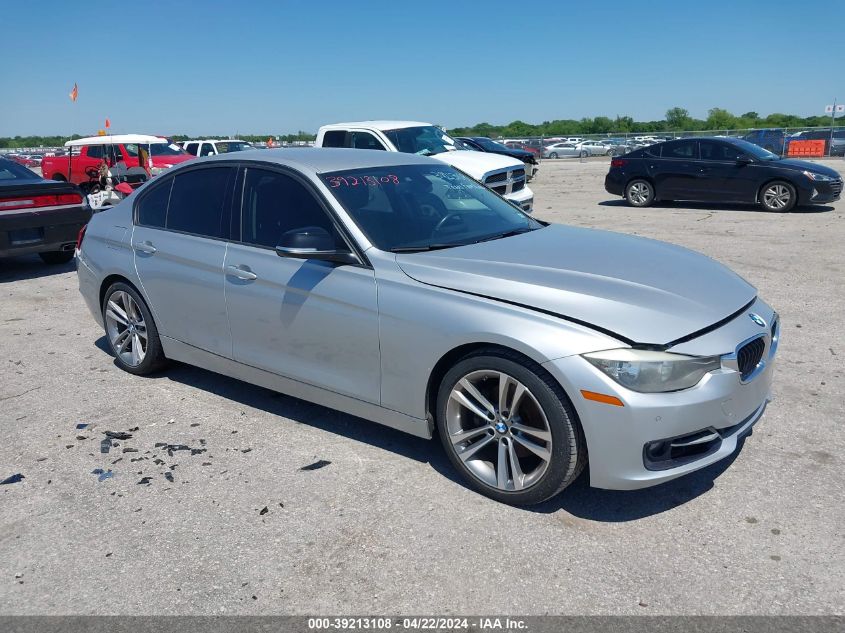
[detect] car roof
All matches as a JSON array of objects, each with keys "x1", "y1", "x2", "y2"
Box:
[
  {"x1": 320, "y1": 121, "x2": 433, "y2": 131},
  {"x1": 65, "y1": 134, "x2": 168, "y2": 147},
  {"x1": 198, "y1": 147, "x2": 437, "y2": 173},
  {"x1": 186, "y1": 139, "x2": 248, "y2": 143}
]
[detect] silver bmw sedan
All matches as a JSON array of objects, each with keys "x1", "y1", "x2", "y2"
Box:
[{"x1": 76, "y1": 148, "x2": 777, "y2": 505}]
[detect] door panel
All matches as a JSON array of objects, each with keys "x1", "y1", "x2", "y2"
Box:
[
  {"x1": 132, "y1": 226, "x2": 231, "y2": 356},
  {"x1": 224, "y1": 244, "x2": 381, "y2": 403}
]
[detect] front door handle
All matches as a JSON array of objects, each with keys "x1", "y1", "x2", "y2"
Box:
[
  {"x1": 133, "y1": 240, "x2": 157, "y2": 254},
  {"x1": 226, "y1": 264, "x2": 258, "y2": 281}
]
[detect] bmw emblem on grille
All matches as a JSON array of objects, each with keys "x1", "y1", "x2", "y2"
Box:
[{"x1": 749, "y1": 313, "x2": 766, "y2": 327}]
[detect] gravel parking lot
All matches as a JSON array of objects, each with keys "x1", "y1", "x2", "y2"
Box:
[{"x1": 1, "y1": 157, "x2": 843, "y2": 615}]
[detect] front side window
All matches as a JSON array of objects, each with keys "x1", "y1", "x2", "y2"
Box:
[
  {"x1": 185, "y1": 142, "x2": 199, "y2": 155},
  {"x1": 383, "y1": 126, "x2": 460, "y2": 156},
  {"x1": 350, "y1": 132, "x2": 386, "y2": 151},
  {"x1": 700, "y1": 141, "x2": 742, "y2": 161},
  {"x1": 323, "y1": 164, "x2": 541, "y2": 252},
  {"x1": 85, "y1": 145, "x2": 103, "y2": 159},
  {"x1": 241, "y1": 168, "x2": 343, "y2": 249},
  {"x1": 199, "y1": 143, "x2": 215, "y2": 157},
  {"x1": 165, "y1": 167, "x2": 234, "y2": 238},
  {"x1": 663, "y1": 141, "x2": 697, "y2": 159}
]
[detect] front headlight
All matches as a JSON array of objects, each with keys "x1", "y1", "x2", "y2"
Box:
[
  {"x1": 582, "y1": 349, "x2": 722, "y2": 393},
  {"x1": 802, "y1": 170, "x2": 834, "y2": 182}
]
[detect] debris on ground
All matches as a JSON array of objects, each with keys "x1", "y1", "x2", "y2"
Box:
[
  {"x1": 137, "y1": 476, "x2": 153, "y2": 485},
  {"x1": 104, "y1": 431, "x2": 133, "y2": 440},
  {"x1": 1, "y1": 473, "x2": 25, "y2": 485},
  {"x1": 122, "y1": 448, "x2": 139, "y2": 453},
  {"x1": 164, "y1": 472, "x2": 174, "y2": 483},
  {"x1": 259, "y1": 506, "x2": 269, "y2": 516},
  {"x1": 91, "y1": 468, "x2": 114, "y2": 482},
  {"x1": 100, "y1": 439, "x2": 112, "y2": 454},
  {"x1": 76, "y1": 423, "x2": 89, "y2": 429},
  {"x1": 300, "y1": 459, "x2": 331, "y2": 471}
]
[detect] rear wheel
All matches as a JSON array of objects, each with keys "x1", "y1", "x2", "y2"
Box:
[
  {"x1": 625, "y1": 179, "x2": 654, "y2": 207},
  {"x1": 759, "y1": 181, "x2": 796, "y2": 212},
  {"x1": 436, "y1": 349, "x2": 586, "y2": 506},
  {"x1": 549, "y1": 152, "x2": 558, "y2": 159},
  {"x1": 579, "y1": 150, "x2": 588, "y2": 158},
  {"x1": 102, "y1": 282, "x2": 167, "y2": 375},
  {"x1": 39, "y1": 250, "x2": 74, "y2": 265}
]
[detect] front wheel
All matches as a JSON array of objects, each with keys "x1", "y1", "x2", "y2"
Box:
[
  {"x1": 102, "y1": 282, "x2": 167, "y2": 375},
  {"x1": 579, "y1": 150, "x2": 588, "y2": 158},
  {"x1": 759, "y1": 181, "x2": 796, "y2": 212},
  {"x1": 436, "y1": 350, "x2": 586, "y2": 506},
  {"x1": 548, "y1": 152, "x2": 558, "y2": 159},
  {"x1": 39, "y1": 250, "x2": 74, "y2": 265},
  {"x1": 625, "y1": 179, "x2": 654, "y2": 207}
]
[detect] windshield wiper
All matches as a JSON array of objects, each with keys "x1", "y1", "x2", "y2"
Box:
[
  {"x1": 473, "y1": 227, "x2": 535, "y2": 244},
  {"x1": 390, "y1": 243, "x2": 465, "y2": 253}
]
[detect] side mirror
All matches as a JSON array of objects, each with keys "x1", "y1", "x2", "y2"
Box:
[
  {"x1": 275, "y1": 226, "x2": 359, "y2": 265},
  {"x1": 736, "y1": 154, "x2": 753, "y2": 165}
]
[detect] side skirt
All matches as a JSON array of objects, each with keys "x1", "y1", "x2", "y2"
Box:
[{"x1": 161, "y1": 336, "x2": 432, "y2": 439}]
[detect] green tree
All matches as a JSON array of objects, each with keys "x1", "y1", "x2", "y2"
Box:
[{"x1": 665, "y1": 107, "x2": 692, "y2": 130}]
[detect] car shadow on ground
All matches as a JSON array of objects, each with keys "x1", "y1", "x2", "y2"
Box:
[
  {"x1": 94, "y1": 336, "x2": 745, "y2": 521},
  {"x1": 0, "y1": 254, "x2": 75, "y2": 283},
  {"x1": 598, "y1": 199, "x2": 836, "y2": 213}
]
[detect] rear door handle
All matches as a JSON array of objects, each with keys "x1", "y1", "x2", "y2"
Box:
[
  {"x1": 226, "y1": 264, "x2": 258, "y2": 281},
  {"x1": 133, "y1": 240, "x2": 157, "y2": 254}
]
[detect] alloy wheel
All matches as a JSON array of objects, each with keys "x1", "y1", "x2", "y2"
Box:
[
  {"x1": 629, "y1": 182, "x2": 651, "y2": 205},
  {"x1": 763, "y1": 184, "x2": 791, "y2": 210},
  {"x1": 446, "y1": 370, "x2": 552, "y2": 491},
  {"x1": 105, "y1": 290, "x2": 148, "y2": 367}
]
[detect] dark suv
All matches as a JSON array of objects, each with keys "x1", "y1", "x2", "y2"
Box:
[{"x1": 742, "y1": 129, "x2": 787, "y2": 155}]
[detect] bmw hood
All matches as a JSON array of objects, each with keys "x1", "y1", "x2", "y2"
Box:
[
  {"x1": 395, "y1": 225, "x2": 756, "y2": 346},
  {"x1": 434, "y1": 150, "x2": 525, "y2": 178}
]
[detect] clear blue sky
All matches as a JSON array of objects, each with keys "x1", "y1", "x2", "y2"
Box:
[{"x1": 1, "y1": 0, "x2": 843, "y2": 136}]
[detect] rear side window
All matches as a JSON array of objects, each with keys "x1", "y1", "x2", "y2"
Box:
[
  {"x1": 645, "y1": 145, "x2": 662, "y2": 157},
  {"x1": 86, "y1": 145, "x2": 103, "y2": 159},
  {"x1": 184, "y1": 143, "x2": 199, "y2": 155},
  {"x1": 137, "y1": 178, "x2": 173, "y2": 228},
  {"x1": 321, "y1": 130, "x2": 347, "y2": 148},
  {"x1": 166, "y1": 167, "x2": 234, "y2": 238},
  {"x1": 663, "y1": 141, "x2": 697, "y2": 159}
]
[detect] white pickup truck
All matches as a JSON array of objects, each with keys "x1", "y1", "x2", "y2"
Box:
[{"x1": 315, "y1": 121, "x2": 534, "y2": 212}]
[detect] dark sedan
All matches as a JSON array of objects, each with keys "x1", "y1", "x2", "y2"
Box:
[
  {"x1": 0, "y1": 157, "x2": 91, "y2": 264},
  {"x1": 605, "y1": 137, "x2": 842, "y2": 212},
  {"x1": 457, "y1": 136, "x2": 539, "y2": 179}
]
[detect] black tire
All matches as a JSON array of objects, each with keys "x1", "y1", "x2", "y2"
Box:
[
  {"x1": 606, "y1": 149, "x2": 615, "y2": 156},
  {"x1": 549, "y1": 152, "x2": 558, "y2": 159},
  {"x1": 39, "y1": 250, "x2": 74, "y2": 265},
  {"x1": 436, "y1": 348, "x2": 587, "y2": 506},
  {"x1": 579, "y1": 150, "x2": 588, "y2": 158},
  {"x1": 102, "y1": 281, "x2": 167, "y2": 375},
  {"x1": 51, "y1": 174, "x2": 66, "y2": 182},
  {"x1": 759, "y1": 180, "x2": 797, "y2": 212},
  {"x1": 625, "y1": 179, "x2": 655, "y2": 207}
]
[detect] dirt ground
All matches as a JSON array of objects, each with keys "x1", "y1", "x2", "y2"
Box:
[{"x1": 1, "y1": 157, "x2": 843, "y2": 615}]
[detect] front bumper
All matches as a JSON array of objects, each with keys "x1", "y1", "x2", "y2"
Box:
[
  {"x1": 504, "y1": 185, "x2": 534, "y2": 213},
  {"x1": 0, "y1": 205, "x2": 91, "y2": 258},
  {"x1": 543, "y1": 297, "x2": 777, "y2": 490},
  {"x1": 803, "y1": 178, "x2": 842, "y2": 204}
]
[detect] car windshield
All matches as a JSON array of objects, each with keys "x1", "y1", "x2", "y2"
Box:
[
  {"x1": 730, "y1": 139, "x2": 779, "y2": 161},
  {"x1": 123, "y1": 142, "x2": 187, "y2": 157},
  {"x1": 383, "y1": 126, "x2": 461, "y2": 156},
  {"x1": 323, "y1": 164, "x2": 543, "y2": 252},
  {"x1": 475, "y1": 138, "x2": 508, "y2": 151},
  {"x1": 0, "y1": 158, "x2": 39, "y2": 181}
]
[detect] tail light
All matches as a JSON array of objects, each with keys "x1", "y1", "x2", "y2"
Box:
[
  {"x1": 610, "y1": 159, "x2": 627, "y2": 168},
  {"x1": 76, "y1": 224, "x2": 87, "y2": 251},
  {"x1": 0, "y1": 193, "x2": 83, "y2": 212}
]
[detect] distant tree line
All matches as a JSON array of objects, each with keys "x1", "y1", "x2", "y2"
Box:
[
  {"x1": 448, "y1": 107, "x2": 839, "y2": 138},
  {"x1": 1, "y1": 109, "x2": 840, "y2": 148}
]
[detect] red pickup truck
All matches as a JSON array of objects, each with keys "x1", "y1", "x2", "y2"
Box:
[{"x1": 42, "y1": 135, "x2": 194, "y2": 190}]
